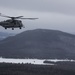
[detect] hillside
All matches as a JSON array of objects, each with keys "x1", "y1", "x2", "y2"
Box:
[{"x1": 0, "y1": 29, "x2": 75, "y2": 59}]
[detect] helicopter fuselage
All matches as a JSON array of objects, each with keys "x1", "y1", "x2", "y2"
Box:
[
  {"x1": 0, "y1": 19, "x2": 23, "y2": 30},
  {"x1": 0, "y1": 13, "x2": 38, "y2": 30}
]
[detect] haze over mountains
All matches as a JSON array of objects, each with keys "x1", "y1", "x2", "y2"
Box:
[
  {"x1": 0, "y1": 29, "x2": 75, "y2": 59},
  {"x1": 0, "y1": 32, "x2": 15, "y2": 41}
]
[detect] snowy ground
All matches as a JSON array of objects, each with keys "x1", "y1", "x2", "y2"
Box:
[{"x1": 0, "y1": 57, "x2": 75, "y2": 65}]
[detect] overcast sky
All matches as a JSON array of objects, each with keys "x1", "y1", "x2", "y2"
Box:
[{"x1": 0, "y1": 0, "x2": 75, "y2": 34}]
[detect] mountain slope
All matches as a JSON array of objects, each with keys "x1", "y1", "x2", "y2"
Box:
[{"x1": 0, "y1": 29, "x2": 75, "y2": 59}]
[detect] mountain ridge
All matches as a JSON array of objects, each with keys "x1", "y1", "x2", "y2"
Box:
[{"x1": 0, "y1": 29, "x2": 75, "y2": 59}]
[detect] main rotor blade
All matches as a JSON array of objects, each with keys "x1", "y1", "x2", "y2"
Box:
[
  {"x1": 0, "y1": 13, "x2": 23, "y2": 19},
  {"x1": 15, "y1": 16, "x2": 23, "y2": 18},
  {"x1": 0, "y1": 13, "x2": 38, "y2": 20},
  {"x1": 0, "y1": 13, "x2": 11, "y2": 18},
  {"x1": 19, "y1": 18, "x2": 38, "y2": 20}
]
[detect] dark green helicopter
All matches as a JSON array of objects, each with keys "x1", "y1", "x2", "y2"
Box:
[{"x1": 0, "y1": 13, "x2": 38, "y2": 30}]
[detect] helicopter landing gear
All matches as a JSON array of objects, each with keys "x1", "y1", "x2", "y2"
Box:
[
  {"x1": 19, "y1": 27, "x2": 21, "y2": 29},
  {"x1": 5, "y1": 27, "x2": 7, "y2": 29},
  {"x1": 12, "y1": 28, "x2": 14, "y2": 30}
]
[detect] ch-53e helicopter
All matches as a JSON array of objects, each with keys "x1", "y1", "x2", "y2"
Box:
[{"x1": 0, "y1": 13, "x2": 38, "y2": 30}]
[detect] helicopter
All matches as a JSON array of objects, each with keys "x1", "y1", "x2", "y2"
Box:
[{"x1": 0, "y1": 13, "x2": 38, "y2": 30}]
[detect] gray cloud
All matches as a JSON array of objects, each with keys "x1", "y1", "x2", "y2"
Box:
[{"x1": 0, "y1": 0, "x2": 75, "y2": 15}]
